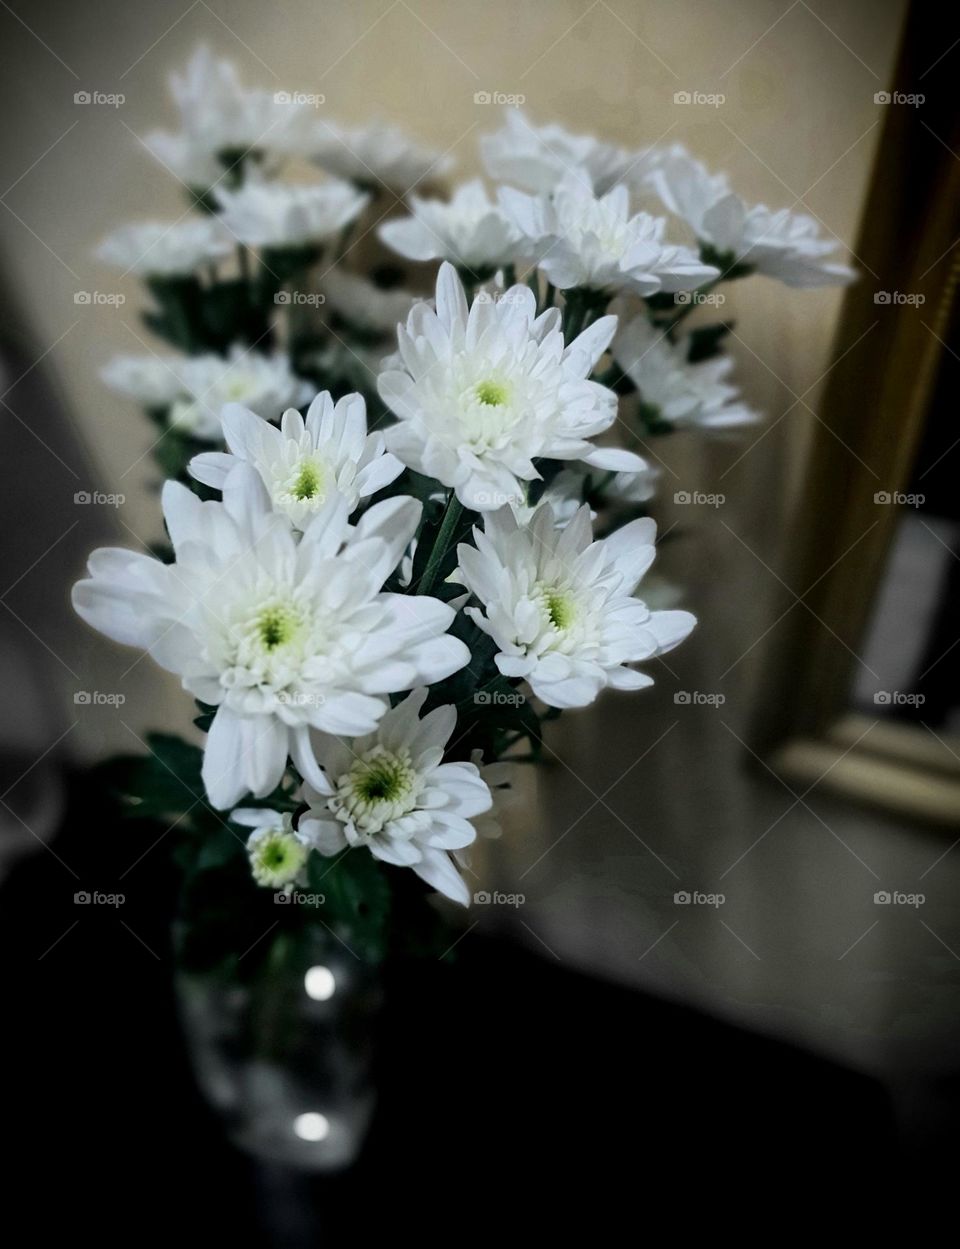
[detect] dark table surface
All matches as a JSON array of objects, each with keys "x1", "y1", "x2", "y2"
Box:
[{"x1": 2, "y1": 771, "x2": 944, "y2": 1241}]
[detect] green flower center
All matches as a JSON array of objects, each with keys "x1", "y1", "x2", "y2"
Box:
[
  {"x1": 355, "y1": 757, "x2": 410, "y2": 803},
  {"x1": 333, "y1": 747, "x2": 421, "y2": 835},
  {"x1": 248, "y1": 826, "x2": 308, "y2": 888},
  {"x1": 291, "y1": 460, "x2": 323, "y2": 501},
  {"x1": 475, "y1": 379, "x2": 509, "y2": 406},
  {"x1": 543, "y1": 587, "x2": 576, "y2": 631},
  {"x1": 256, "y1": 604, "x2": 300, "y2": 650}
]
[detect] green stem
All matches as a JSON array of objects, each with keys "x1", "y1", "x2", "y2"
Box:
[{"x1": 418, "y1": 494, "x2": 464, "y2": 597}]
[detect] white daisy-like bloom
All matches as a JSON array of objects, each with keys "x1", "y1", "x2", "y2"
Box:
[
  {"x1": 189, "y1": 390, "x2": 403, "y2": 525},
  {"x1": 214, "y1": 178, "x2": 369, "y2": 250},
  {"x1": 233, "y1": 809, "x2": 310, "y2": 888},
  {"x1": 169, "y1": 347, "x2": 313, "y2": 440},
  {"x1": 298, "y1": 688, "x2": 492, "y2": 906},
  {"x1": 480, "y1": 109, "x2": 640, "y2": 194},
  {"x1": 100, "y1": 355, "x2": 187, "y2": 409},
  {"x1": 650, "y1": 149, "x2": 855, "y2": 287},
  {"x1": 378, "y1": 262, "x2": 645, "y2": 512},
  {"x1": 457, "y1": 502, "x2": 696, "y2": 708},
  {"x1": 322, "y1": 269, "x2": 417, "y2": 335},
  {"x1": 72, "y1": 469, "x2": 470, "y2": 809},
  {"x1": 96, "y1": 219, "x2": 232, "y2": 278},
  {"x1": 312, "y1": 120, "x2": 453, "y2": 192},
  {"x1": 378, "y1": 180, "x2": 521, "y2": 274},
  {"x1": 613, "y1": 316, "x2": 757, "y2": 429},
  {"x1": 145, "y1": 46, "x2": 317, "y2": 184},
  {"x1": 500, "y1": 176, "x2": 719, "y2": 296}
]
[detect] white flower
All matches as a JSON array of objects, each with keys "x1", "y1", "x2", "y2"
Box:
[
  {"x1": 650, "y1": 149, "x2": 855, "y2": 286},
  {"x1": 96, "y1": 219, "x2": 232, "y2": 277},
  {"x1": 500, "y1": 176, "x2": 718, "y2": 296},
  {"x1": 613, "y1": 316, "x2": 756, "y2": 429},
  {"x1": 100, "y1": 355, "x2": 187, "y2": 408},
  {"x1": 298, "y1": 688, "x2": 491, "y2": 906},
  {"x1": 457, "y1": 503, "x2": 696, "y2": 708},
  {"x1": 189, "y1": 390, "x2": 403, "y2": 525},
  {"x1": 312, "y1": 121, "x2": 453, "y2": 192},
  {"x1": 234, "y1": 808, "x2": 310, "y2": 888},
  {"x1": 145, "y1": 46, "x2": 317, "y2": 185},
  {"x1": 322, "y1": 269, "x2": 417, "y2": 335},
  {"x1": 169, "y1": 347, "x2": 313, "y2": 440},
  {"x1": 215, "y1": 178, "x2": 369, "y2": 250},
  {"x1": 480, "y1": 109, "x2": 639, "y2": 194},
  {"x1": 378, "y1": 263, "x2": 645, "y2": 511},
  {"x1": 378, "y1": 180, "x2": 521, "y2": 273},
  {"x1": 72, "y1": 469, "x2": 470, "y2": 809}
]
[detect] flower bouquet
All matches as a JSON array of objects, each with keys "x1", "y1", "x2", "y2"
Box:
[{"x1": 73, "y1": 46, "x2": 852, "y2": 1157}]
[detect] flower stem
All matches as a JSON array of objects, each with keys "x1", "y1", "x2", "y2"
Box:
[{"x1": 418, "y1": 494, "x2": 464, "y2": 597}]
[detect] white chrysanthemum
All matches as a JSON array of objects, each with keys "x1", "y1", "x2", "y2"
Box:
[
  {"x1": 96, "y1": 219, "x2": 232, "y2": 277},
  {"x1": 100, "y1": 355, "x2": 187, "y2": 409},
  {"x1": 298, "y1": 688, "x2": 491, "y2": 906},
  {"x1": 312, "y1": 121, "x2": 453, "y2": 192},
  {"x1": 169, "y1": 347, "x2": 313, "y2": 440},
  {"x1": 72, "y1": 469, "x2": 470, "y2": 809},
  {"x1": 234, "y1": 809, "x2": 310, "y2": 888},
  {"x1": 144, "y1": 46, "x2": 317, "y2": 185},
  {"x1": 378, "y1": 262, "x2": 645, "y2": 511},
  {"x1": 378, "y1": 180, "x2": 521, "y2": 273},
  {"x1": 215, "y1": 178, "x2": 369, "y2": 249},
  {"x1": 480, "y1": 109, "x2": 641, "y2": 194},
  {"x1": 322, "y1": 269, "x2": 417, "y2": 335},
  {"x1": 189, "y1": 390, "x2": 403, "y2": 525},
  {"x1": 613, "y1": 316, "x2": 756, "y2": 429},
  {"x1": 650, "y1": 149, "x2": 855, "y2": 287},
  {"x1": 457, "y1": 503, "x2": 696, "y2": 708},
  {"x1": 500, "y1": 176, "x2": 718, "y2": 296}
]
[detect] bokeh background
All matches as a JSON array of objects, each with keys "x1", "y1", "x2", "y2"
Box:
[{"x1": 4, "y1": 0, "x2": 958, "y2": 1168}]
